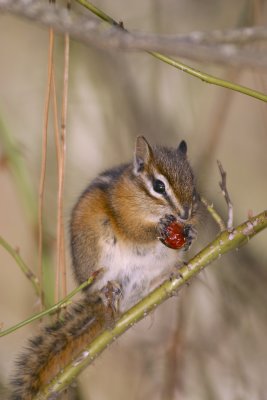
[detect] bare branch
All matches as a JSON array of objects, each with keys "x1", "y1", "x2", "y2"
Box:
[
  {"x1": 2, "y1": 0, "x2": 267, "y2": 68},
  {"x1": 0, "y1": 269, "x2": 102, "y2": 337},
  {"x1": 201, "y1": 196, "x2": 226, "y2": 232},
  {"x1": 177, "y1": 26, "x2": 267, "y2": 45},
  {"x1": 217, "y1": 161, "x2": 234, "y2": 231}
]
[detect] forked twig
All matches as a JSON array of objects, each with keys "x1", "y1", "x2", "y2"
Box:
[
  {"x1": 217, "y1": 160, "x2": 234, "y2": 231},
  {"x1": 201, "y1": 196, "x2": 226, "y2": 231}
]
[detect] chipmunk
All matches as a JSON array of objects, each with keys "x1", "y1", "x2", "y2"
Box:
[
  {"x1": 70, "y1": 136, "x2": 199, "y2": 311},
  {"x1": 10, "y1": 136, "x2": 199, "y2": 399}
]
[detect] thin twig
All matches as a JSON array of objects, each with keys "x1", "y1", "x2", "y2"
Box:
[
  {"x1": 217, "y1": 160, "x2": 234, "y2": 231},
  {"x1": 201, "y1": 196, "x2": 226, "y2": 231},
  {"x1": 52, "y1": 68, "x2": 61, "y2": 171},
  {"x1": 34, "y1": 210, "x2": 267, "y2": 399},
  {"x1": 0, "y1": 235, "x2": 42, "y2": 299},
  {"x1": 51, "y1": 66, "x2": 60, "y2": 301},
  {"x1": 75, "y1": 0, "x2": 267, "y2": 103},
  {"x1": 38, "y1": 27, "x2": 54, "y2": 308},
  {"x1": 51, "y1": 66, "x2": 62, "y2": 303},
  {"x1": 0, "y1": 270, "x2": 102, "y2": 337},
  {"x1": 58, "y1": 31, "x2": 69, "y2": 299}
]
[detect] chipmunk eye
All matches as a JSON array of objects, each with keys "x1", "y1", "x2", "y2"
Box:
[{"x1": 153, "y1": 179, "x2": 166, "y2": 194}]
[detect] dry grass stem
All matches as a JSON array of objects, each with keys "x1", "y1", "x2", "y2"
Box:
[
  {"x1": 38, "y1": 27, "x2": 54, "y2": 308},
  {"x1": 51, "y1": 66, "x2": 61, "y2": 303},
  {"x1": 58, "y1": 32, "x2": 69, "y2": 298}
]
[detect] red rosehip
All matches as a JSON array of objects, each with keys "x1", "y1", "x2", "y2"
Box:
[{"x1": 163, "y1": 221, "x2": 186, "y2": 249}]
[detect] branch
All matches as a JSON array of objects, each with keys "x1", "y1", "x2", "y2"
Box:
[
  {"x1": 201, "y1": 162, "x2": 234, "y2": 232},
  {"x1": 200, "y1": 196, "x2": 226, "y2": 232},
  {"x1": 34, "y1": 210, "x2": 267, "y2": 399},
  {"x1": 1, "y1": 1, "x2": 267, "y2": 102},
  {"x1": 0, "y1": 235, "x2": 42, "y2": 299},
  {"x1": 217, "y1": 160, "x2": 234, "y2": 231},
  {"x1": 75, "y1": 0, "x2": 267, "y2": 103},
  {"x1": 176, "y1": 26, "x2": 267, "y2": 45},
  {"x1": 1, "y1": 0, "x2": 267, "y2": 69},
  {"x1": 0, "y1": 270, "x2": 101, "y2": 337}
]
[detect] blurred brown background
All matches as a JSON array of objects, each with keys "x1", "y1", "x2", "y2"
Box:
[{"x1": 0, "y1": 0, "x2": 267, "y2": 399}]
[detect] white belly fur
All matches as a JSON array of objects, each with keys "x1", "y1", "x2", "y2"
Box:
[{"x1": 95, "y1": 239, "x2": 183, "y2": 312}]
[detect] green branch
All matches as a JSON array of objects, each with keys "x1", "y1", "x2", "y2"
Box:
[
  {"x1": 201, "y1": 196, "x2": 226, "y2": 231},
  {"x1": 0, "y1": 235, "x2": 42, "y2": 299},
  {"x1": 35, "y1": 210, "x2": 267, "y2": 399},
  {"x1": 75, "y1": 0, "x2": 267, "y2": 103},
  {"x1": 0, "y1": 272, "x2": 100, "y2": 337}
]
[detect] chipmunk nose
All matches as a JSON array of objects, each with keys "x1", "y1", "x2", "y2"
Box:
[{"x1": 179, "y1": 205, "x2": 190, "y2": 221}]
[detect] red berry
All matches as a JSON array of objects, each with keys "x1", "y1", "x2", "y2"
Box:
[{"x1": 163, "y1": 221, "x2": 186, "y2": 249}]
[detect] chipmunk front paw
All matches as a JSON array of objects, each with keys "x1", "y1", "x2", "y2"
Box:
[
  {"x1": 158, "y1": 214, "x2": 176, "y2": 239},
  {"x1": 158, "y1": 215, "x2": 186, "y2": 250},
  {"x1": 100, "y1": 281, "x2": 122, "y2": 320},
  {"x1": 183, "y1": 225, "x2": 197, "y2": 251}
]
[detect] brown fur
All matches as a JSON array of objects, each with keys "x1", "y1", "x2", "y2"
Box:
[{"x1": 10, "y1": 295, "x2": 111, "y2": 399}]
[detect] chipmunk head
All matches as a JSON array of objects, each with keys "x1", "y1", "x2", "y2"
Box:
[{"x1": 133, "y1": 136, "x2": 199, "y2": 224}]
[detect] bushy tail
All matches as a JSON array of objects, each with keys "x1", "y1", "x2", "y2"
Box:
[{"x1": 10, "y1": 294, "x2": 109, "y2": 400}]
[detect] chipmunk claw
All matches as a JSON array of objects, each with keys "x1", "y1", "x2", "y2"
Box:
[
  {"x1": 183, "y1": 225, "x2": 197, "y2": 251},
  {"x1": 157, "y1": 214, "x2": 176, "y2": 240}
]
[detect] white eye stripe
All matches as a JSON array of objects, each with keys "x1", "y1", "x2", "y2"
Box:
[
  {"x1": 154, "y1": 173, "x2": 188, "y2": 216},
  {"x1": 143, "y1": 171, "x2": 185, "y2": 214},
  {"x1": 141, "y1": 172, "x2": 167, "y2": 199},
  {"x1": 146, "y1": 178, "x2": 163, "y2": 200}
]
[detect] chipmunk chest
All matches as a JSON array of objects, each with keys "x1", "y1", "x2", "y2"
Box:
[{"x1": 97, "y1": 239, "x2": 180, "y2": 311}]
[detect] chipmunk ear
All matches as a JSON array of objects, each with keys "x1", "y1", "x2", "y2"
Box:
[
  {"x1": 177, "y1": 140, "x2": 187, "y2": 155},
  {"x1": 134, "y1": 136, "x2": 152, "y2": 174}
]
